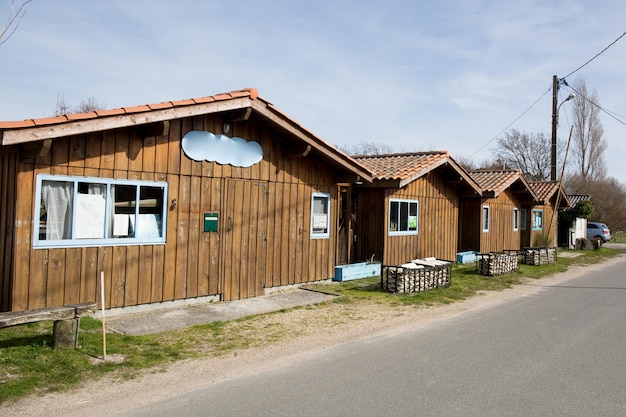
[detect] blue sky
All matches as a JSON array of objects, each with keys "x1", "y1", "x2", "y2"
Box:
[{"x1": 1, "y1": 0, "x2": 625, "y2": 182}]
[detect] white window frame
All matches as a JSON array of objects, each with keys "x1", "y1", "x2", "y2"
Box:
[
  {"x1": 532, "y1": 209, "x2": 543, "y2": 231},
  {"x1": 388, "y1": 199, "x2": 419, "y2": 236},
  {"x1": 311, "y1": 192, "x2": 331, "y2": 239},
  {"x1": 520, "y1": 208, "x2": 527, "y2": 230},
  {"x1": 513, "y1": 208, "x2": 519, "y2": 232},
  {"x1": 482, "y1": 205, "x2": 490, "y2": 232},
  {"x1": 34, "y1": 174, "x2": 168, "y2": 248}
]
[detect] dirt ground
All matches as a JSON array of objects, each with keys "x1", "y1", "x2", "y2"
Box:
[{"x1": 1, "y1": 260, "x2": 616, "y2": 417}]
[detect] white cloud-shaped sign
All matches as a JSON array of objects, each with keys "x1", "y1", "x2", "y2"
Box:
[{"x1": 181, "y1": 130, "x2": 263, "y2": 167}]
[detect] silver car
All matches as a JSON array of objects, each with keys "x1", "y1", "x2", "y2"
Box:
[{"x1": 587, "y1": 222, "x2": 611, "y2": 242}]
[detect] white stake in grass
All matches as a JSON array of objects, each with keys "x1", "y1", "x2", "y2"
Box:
[{"x1": 100, "y1": 271, "x2": 107, "y2": 361}]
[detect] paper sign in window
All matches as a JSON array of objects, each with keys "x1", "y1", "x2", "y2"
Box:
[
  {"x1": 75, "y1": 194, "x2": 105, "y2": 239},
  {"x1": 313, "y1": 214, "x2": 328, "y2": 231},
  {"x1": 113, "y1": 214, "x2": 130, "y2": 236}
]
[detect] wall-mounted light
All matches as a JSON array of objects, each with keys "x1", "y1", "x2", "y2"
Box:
[
  {"x1": 170, "y1": 199, "x2": 177, "y2": 211},
  {"x1": 222, "y1": 122, "x2": 231, "y2": 134}
]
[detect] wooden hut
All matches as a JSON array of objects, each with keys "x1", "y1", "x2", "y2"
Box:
[
  {"x1": 0, "y1": 88, "x2": 373, "y2": 312},
  {"x1": 460, "y1": 169, "x2": 538, "y2": 253},
  {"x1": 352, "y1": 152, "x2": 482, "y2": 265},
  {"x1": 528, "y1": 181, "x2": 570, "y2": 247}
]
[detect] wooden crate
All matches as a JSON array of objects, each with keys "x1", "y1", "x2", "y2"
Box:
[
  {"x1": 476, "y1": 252, "x2": 519, "y2": 276},
  {"x1": 382, "y1": 258, "x2": 452, "y2": 294},
  {"x1": 522, "y1": 247, "x2": 557, "y2": 265}
]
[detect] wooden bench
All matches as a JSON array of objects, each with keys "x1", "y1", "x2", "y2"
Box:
[{"x1": 0, "y1": 303, "x2": 97, "y2": 349}]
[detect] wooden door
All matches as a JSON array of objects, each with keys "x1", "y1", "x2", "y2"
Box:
[{"x1": 221, "y1": 179, "x2": 268, "y2": 301}]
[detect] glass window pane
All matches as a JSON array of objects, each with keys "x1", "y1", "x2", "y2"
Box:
[
  {"x1": 136, "y1": 186, "x2": 165, "y2": 238},
  {"x1": 482, "y1": 206, "x2": 489, "y2": 231},
  {"x1": 312, "y1": 194, "x2": 329, "y2": 235},
  {"x1": 399, "y1": 202, "x2": 409, "y2": 231},
  {"x1": 112, "y1": 184, "x2": 137, "y2": 238},
  {"x1": 408, "y1": 202, "x2": 418, "y2": 231},
  {"x1": 389, "y1": 201, "x2": 399, "y2": 231},
  {"x1": 40, "y1": 180, "x2": 74, "y2": 240},
  {"x1": 75, "y1": 182, "x2": 106, "y2": 239}
]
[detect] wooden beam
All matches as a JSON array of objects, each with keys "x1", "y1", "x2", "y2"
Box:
[
  {"x1": 225, "y1": 108, "x2": 253, "y2": 122},
  {"x1": 137, "y1": 121, "x2": 170, "y2": 138},
  {"x1": 285, "y1": 144, "x2": 312, "y2": 159}
]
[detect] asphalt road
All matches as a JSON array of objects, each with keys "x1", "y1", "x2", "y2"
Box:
[{"x1": 120, "y1": 259, "x2": 626, "y2": 417}]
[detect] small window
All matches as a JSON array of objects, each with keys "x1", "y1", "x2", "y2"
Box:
[
  {"x1": 388, "y1": 199, "x2": 418, "y2": 236},
  {"x1": 311, "y1": 192, "x2": 331, "y2": 238},
  {"x1": 513, "y1": 208, "x2": 519, "y2": 232},
  {"x1": 482, "y1": 205, "x2": 490, "y2": 232},
  {"x1": 35, "y1": 175, "x2": 167, "y2": 248},
  {"x1": 532, "y1": 209, "x2": 543, "y2": 231},
  {"x1": 520, "y1": 209, "x2": 527, "y2": 230}
]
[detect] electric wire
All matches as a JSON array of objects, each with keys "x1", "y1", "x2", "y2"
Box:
[
  {"x1": 469, "y1": 30, "x2": 626, "y2": 161},
  {"x1": 467, "y1": 85, "x2": 551, "y2": 159},
  {"x1": 562, "y1": 31, "x2": 626, "y2": 80},
  {"x1": 563, "y1": 85, "x2": 626, "y2": 126}
]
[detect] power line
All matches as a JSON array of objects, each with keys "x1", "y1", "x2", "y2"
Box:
[
  {"x1": 467, "y1": 85, "x2": 551, "y2": 159},
  {"x1": 562, "y1": 30, "x2": 626, "y2": 80},
  {"x1": 563, "y1": 85, "x2": 626, "y2": 126},
  {"x1": 469, "y1": 30, "x2": 626, "y2": 161}
]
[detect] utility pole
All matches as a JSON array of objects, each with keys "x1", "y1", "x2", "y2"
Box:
[{"x1": 550, "y1": 75, "x2": 558, "y2": 181}]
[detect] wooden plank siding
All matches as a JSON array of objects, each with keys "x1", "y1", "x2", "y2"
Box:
[
  {"x1": 6, "y1": 112, "x2": 341, "y2": 310},
  {"x1": 459, "y1": 190, "x2": 525, "y2": 254},
  {"x1": 0, "y1": 147, "x2": 18, "y2": 311},
  {"x1": 529, "y1": 203, "x2": 557, "y2": 247},
  {"x1": 458, "y1": 198, "x2": 481, "y2": 252},
  {"x1": 358, "y1": 172, "x2": 460, "y2": 266},
  {"x1": 355, "y1": 188, "x2": 385, "y2": 264},
  {"x1": 481, "y1": 190, "x2": 520, "y2": 253}
]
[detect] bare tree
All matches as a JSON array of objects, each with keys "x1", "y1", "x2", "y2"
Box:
[
  {"x1": 490, "y1": 129, "x2": 557, "y2": 180},
  {"x1": 53, "y1": 95, "x2": 105, "y2": 116},
  {"x1": 1, "y1": 0, "x2": 31, "y2": 46},
  {"x1": 565, "y1": 174, "x2": 626, "y2": 233},
  {"x1": 452, "y1": 154, "x2": 478, "y2": 171},
  {"x1": 339, "y1": 141, "x2": 394, "y2": 156},
  {"x1": 569, "y1": 77, "x2": 607, "y2": 185}
]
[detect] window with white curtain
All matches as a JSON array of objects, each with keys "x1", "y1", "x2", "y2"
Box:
[{"x1": 34, "y1": 174, "x2": 167, "y2": 248}]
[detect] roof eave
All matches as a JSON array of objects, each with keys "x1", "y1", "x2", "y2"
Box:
[
  {"x1": 1, "y1": 97, "x2": 254, "y2": 146},
  {"x1": 249, "y1": 100, "x2": 374, "y2": 183}
]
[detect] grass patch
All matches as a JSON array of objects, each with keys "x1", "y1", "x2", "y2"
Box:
[{"x1": 1, "y1": 247, "x2": 623, "y2": 404}]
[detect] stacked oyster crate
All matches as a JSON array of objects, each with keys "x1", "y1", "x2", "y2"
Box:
[
  {"x1": 522, "y1": 247, "x2": 557, "y2": 265},
  {"x1": 382, "y1": 257, "x2": 452, "y2": 294},
  {"x1": 476, "y1": 251, "x2": 519, "y2": 276}
]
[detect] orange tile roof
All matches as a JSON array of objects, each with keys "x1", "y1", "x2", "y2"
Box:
[
  {"x1": 354, "y1": 151, "x2": 482, "y2": 194},
  {"x1": 468, "y1": 169, "x2": 539, "y2": 201},
  {"x1": 354, "y1": 151, "x2": 450, "y2": 182},
  {"x1": 529, "y1": 180, "x2": 559, "y2": 202},
  {"x1": 469, "y1": 169, "x2": 522, "y2": 195},
  {"x1": 0, "y1": 88, "x2": 259, "y2": 130},
  {"x1": 529, "y1": 180, "x2": 570, "y2": 207}
]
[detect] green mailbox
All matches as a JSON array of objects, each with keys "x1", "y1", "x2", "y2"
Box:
[{"x1": 204, "y1": 212, "x2": 218, "y2": 232}]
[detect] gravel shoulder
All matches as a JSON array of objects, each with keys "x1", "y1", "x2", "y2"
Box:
[{"x1": 2, "y1": 259, "x2": 620, "y2": 417}]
